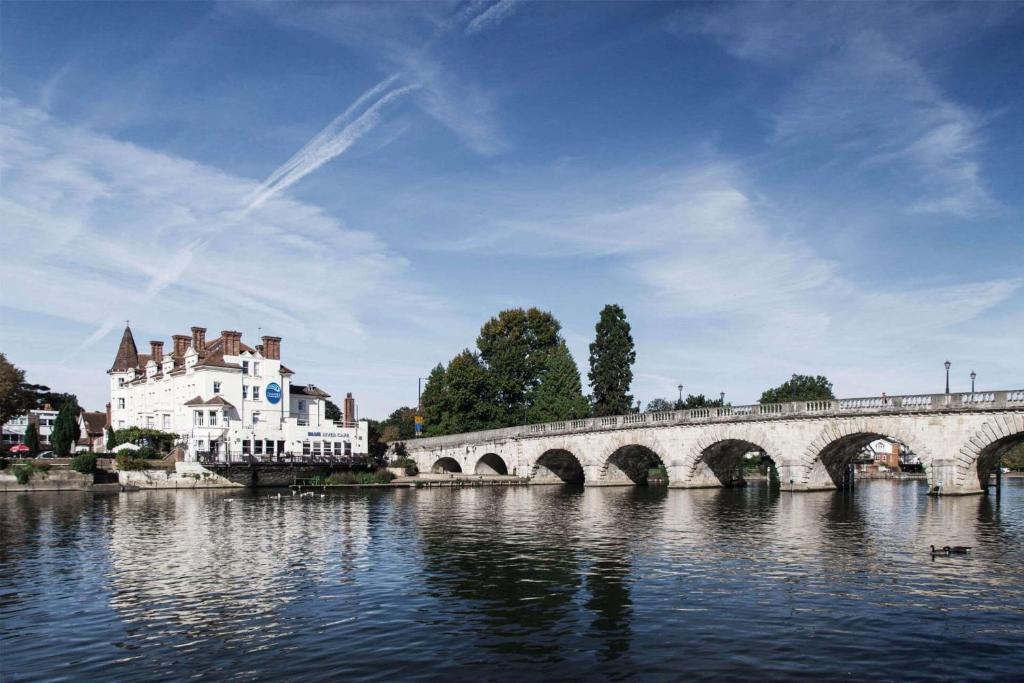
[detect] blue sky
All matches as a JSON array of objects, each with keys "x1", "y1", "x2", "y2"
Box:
[{"x1": 2, "y1": 1, "x2": 1022, "y2": 418}]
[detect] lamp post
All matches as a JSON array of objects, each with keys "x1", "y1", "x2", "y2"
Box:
[
  {"x1": 636, "y1": 400, "x2": 642, "y2": 414},
  {"x1": 677, "y1": 384, "x2": 683, "y2": 409},
  {"x1": 970, "y1": 370, "x2": 976, "y2": 393},
  {"x1": 791, "y1": 373, "x2": 797, "y2": 402},
  {"x1": 944, "y1": 360, "x2": 951, "y2": 395},
  {"x1": 720, "y1": 391, "x2": 725, "y2": 406}
]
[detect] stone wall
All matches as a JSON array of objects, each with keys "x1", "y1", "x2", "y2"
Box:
[
  {"x1": 0, "y1": 469, "x2": 93, "y2": 493},
  {"x1": 117, "y1": 462, "x2": 243, "y2": 489}
]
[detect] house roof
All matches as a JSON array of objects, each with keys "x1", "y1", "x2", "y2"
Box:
[
  {"x1": 291, "y1": 384, "x2": 330, "y2": 398},
  {"x1": 109, "y1": 326, "x2": 140, "y2": 372},
  {"x1": 81, "y1": 411, "x2": 106, "y2": 435},
  {"x1": 184, "y1": 395, "x2": 235, "y2": 408}
]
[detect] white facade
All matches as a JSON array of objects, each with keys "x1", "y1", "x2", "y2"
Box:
[
  {"x1": 108, "y1": 325, "x2": 367, "y2": 461},
  {"x1": 1, "y1": 409, "x2": 58, "y2": 449}
]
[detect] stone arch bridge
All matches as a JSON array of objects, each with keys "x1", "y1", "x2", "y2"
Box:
[{"x1": 406, "y1": 390, "x2": 1024, "y2": 495}]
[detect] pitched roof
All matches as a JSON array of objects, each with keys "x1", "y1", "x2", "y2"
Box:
[
  {"x1": 81, "y1": 411, "x2": 106, "y2": 435},
  {"x1": 109, "y1": 326, "x2": 140, "y2": 372},
  {"x1": 184, "y1": 395, "x2": 206, "y2": 406},
  {"x1": 291, "y1": 384, "x2": 330, "y2": 398},
  {"x1": 184, "y1": 395, "x2": 236, "y2": 408}
]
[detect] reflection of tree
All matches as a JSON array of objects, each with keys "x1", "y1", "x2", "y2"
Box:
[{"x1": 414, "y1": 487, "x2": 584, "y2": 656}]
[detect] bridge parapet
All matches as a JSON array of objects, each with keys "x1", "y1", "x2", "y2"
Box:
[{"x1": 406, "y1": 389, "x2": 1024, "y2": 451}]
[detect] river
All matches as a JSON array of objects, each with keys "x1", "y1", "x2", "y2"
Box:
[{"x1": 2, "y1": 480, "x2": 1023, "y2": 681}]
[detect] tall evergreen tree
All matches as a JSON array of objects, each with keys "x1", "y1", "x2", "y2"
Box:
[
  {"x1": 476, "y1": 308, "x2": 561, "y2": 426},
  {"x1": 105, "y1": 426, "x2": 115, "y2": 452},
  {"x1": 420, "y1": 363, "x2": 450, "y2": 436},
  {"x1": 24, "y1": 422, "x2": 40, "y2": 455},
  {"x1": 50, "y1": 403, "x2": 76, "y2": 457},
  {"x1": 529, "y1": 342, "x2": 590, "y2": 423},
  {"x1": 588, "y1": 304, "x2": 636, "y2": 416}
]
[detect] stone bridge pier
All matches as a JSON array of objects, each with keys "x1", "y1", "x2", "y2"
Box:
[{"x1": 405, "y1": 391, "x2": 1024, "y2": 496}]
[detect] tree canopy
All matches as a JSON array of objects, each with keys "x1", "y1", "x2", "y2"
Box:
[
  {"x1": 760, "y1": 375, "x2": 835, "y2": 404},
  {"x1": 50, "y1": 403, "x2": 77, "y2": 457},
  {"x1": 528, "y1": 342, "x2": 590, "y2": 423},
  {"x1": 0, "y1": 353, "x2": 35, "y2": 436},
  {"x1": 588, "y1": 304, "x2": 636, "y2": 417},
  {"x1": 325, "y1": 400, "x2": 342, "y2": 422}
]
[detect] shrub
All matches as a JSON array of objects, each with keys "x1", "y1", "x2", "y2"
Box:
[
  {"x1": 135, "y1": 445, "x2": 159, "y2": 460},
  {"x1": 71, "y1": 452, "x2": 99, "y2": 474},
  {"x1": 12, "y1": 462, "x2": 47, "y2": 484},
  {"x1": 389, "y1": 456, "x2": 418, "y2": 475},
  {"x1": 116, "y1": 452, "x2": 149, "y2": 471},
  {"x1": 327, "y1": 469, "x2": 395, "y2": 486},
  {"x1": 308, "y1": 474, "x2": 328, "y2": 486},
  {"x1": 109, "y1": 427, "x2": 178, "y2": 453},
  {"x1": 0, "y1": 457, "x2": 9, "y2": 471}
]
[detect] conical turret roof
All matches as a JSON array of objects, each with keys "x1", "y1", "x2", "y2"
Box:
[{"x1": 109, "y1": 325, "x2": 140, "y2": 373}]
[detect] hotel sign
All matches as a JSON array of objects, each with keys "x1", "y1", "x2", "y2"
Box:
[{"x1": 266, "y1": 382, "x2": 282, "y2": 404}]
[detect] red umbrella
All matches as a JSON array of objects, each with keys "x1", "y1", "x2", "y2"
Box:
[{"x1": 9, "y1": 444, "x2": 30, "y2": 453}]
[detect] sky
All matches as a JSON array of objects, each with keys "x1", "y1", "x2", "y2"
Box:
[{"x1": 1, "y1": 1, "x2": 1022, "y2": 419}]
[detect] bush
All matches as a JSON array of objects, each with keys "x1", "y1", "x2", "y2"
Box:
[
  {"x1": 109, "y1": 427, "x2": 178, "y2": 453},
  {"x1": 116, "y1": 452, "x2": 149, "y2": 471},
  {"x1": 135, "y1": 445, "x2": 159, "y2": 460},
  {"x1": 389, "y1": 456, "x2": 418, "y2": 474},
  {"x1": 12, "y1": 462, "x2": 47, "y2": 484},
  {"x1": 326, "y1": 469, "x2": 396, "y2": 486},
  {"x1": 0, "y1": 457, "x2": 9, "y2": 470},
  {"x1": 71, "y1": 452, "x2": 99, "y2": 474}
]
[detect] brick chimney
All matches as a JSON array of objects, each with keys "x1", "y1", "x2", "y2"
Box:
[
  {"x1": 150, "y1": 341, "x2": 164, "y2": 364},
  {"x1": 172, "y1": 335, "x2": 190, "y2": 357},
  {"x1": 261, "y1": 335, "x2": 281, "y2": 360},
  {"x1": 344, "y1": 392, "x2": 356, "y2": 427},
  {"x1": 221, "y1": 330, "x2": 242, "y2": 356},
  {"x1": 191, "y1": 326, "x2": 206, "y2": 353}
]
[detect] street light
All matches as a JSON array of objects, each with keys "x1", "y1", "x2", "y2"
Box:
[
  {"x1": 720, "y1": 391, "x2": 725, "y2": 406},
  {"x1": 677, "y1": 384, "x2": 683, "y2": 405},
  {"x1": 970, "y1": 370, "x2": 976, "y2": 393},
  {"x1": 791, "y1": 373, "x2": 797, "y2": 402},
  {"x1": 944, "y1": 360, "x2": 951, "y2": 395},
  {"x1": 636, "y1": 400, "x2": 642, "y2": 413}
]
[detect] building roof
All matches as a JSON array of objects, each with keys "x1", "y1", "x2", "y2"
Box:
[
  {"x1": 109, "y1": 326, "x2": 140, "y2": 373},
  {"x1": 81, "y1": 411, "x2": 106, "y2": 435},
  {"x1": 291, "y1": 384, "x2": 330, "y2": 398},
  {"x1": 184, "y1": 395, "x2": 236, "y2": 408}
]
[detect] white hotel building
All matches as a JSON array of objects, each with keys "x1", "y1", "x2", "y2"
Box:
[{"x1": 108, "y1": 325, "x2": 367, "y2": 461}]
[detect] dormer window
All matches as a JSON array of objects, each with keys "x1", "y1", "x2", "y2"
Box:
[
  {"x1": 213, "y1": 382, "x2": 221, "y2": 394},
  {"x1": 118, "y1": 378, "x2": 125, "y2": 387}
]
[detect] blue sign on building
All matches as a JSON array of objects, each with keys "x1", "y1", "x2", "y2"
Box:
[{"x1": 265, "y1": 382, "x2": 282, "y2": 405}]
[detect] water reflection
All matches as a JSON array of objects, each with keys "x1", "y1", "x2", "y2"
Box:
[{"x1": 1, "y1": 480, "x2": 1023, "y2": 681}]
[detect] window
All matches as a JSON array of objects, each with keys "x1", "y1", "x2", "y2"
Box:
[
  {"x1": 118, "y1": 377, "x2": 125, "y2": 387},
  {"x1": 252, "y1": 386, "x2": 260, "y2": 401},
  {"x1": 213, "y1": 381, "x2": 221, "y2": 394},
  {"x1": 194, "y1": 411, "x2": 204, "y2": 426},
  {"x1": 162, "y1": 415, "x2": 170, "y2": 429},
  {"x1": 146, "y1": 416, "x2": 154, "y2": 428},
  {"x1": 252, "y1": 411, "x2": 260, "y2": 425},
  {"x1": 117, "y1": 398, "x2": 125, "y2": 409},
  {"x1": 312, "y1": 441, "x2": 321, "y2": 456},
  {"x1": 298, "y1": 400, "x2": 306, "y2": 412},
  {"x1": 253, "y1": 362, "x2": 261, "y2": 377},
  {"x1": 302, "y1": 441, "x2": 310, "y2": 456},
  {"x1": 242, "y1": 440, "x2": 250, "y2": 455},
  {"x1": 242, "y1": 385, "x2": 248, "y2": 399},
  {"x1": 209, "y1": 411, "x2": 217, "y2": 426},
  {"x1": 117, "y1": 420, "x2": 125, "y2": 428},
  {"x1": 334, "y1": 442, "x2": 343, "y2": 456},
  {"x1": 344, "y1": 441, "x2": 352, "y2": 456},
  {"x1": 265, "y1": 440, "x2": 274, "y2": 455},
  {"x1": 196, "y1": 439, "x2": 205, "y2": 450},
  {"x1": 254, "y1": 440, "x2": 263, "y2": 455},
  {"x1": 242, "y1": 360, "x2": 249, "y2": 375}
]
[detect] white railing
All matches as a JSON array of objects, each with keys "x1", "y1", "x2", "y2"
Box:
[{"x1": 406, "y1": 389, "x2": 1024, "y2": 449}]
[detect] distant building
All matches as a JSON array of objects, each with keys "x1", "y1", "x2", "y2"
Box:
[
  {"x1": 78, "y1": 411, "x2": 108, "y2": 453},
  {"x1": 107, "y1": 324, "x2": 367, "y2": 461},
  {"x1": 1, "y1": 409, "x2": 58, "y2": 449}
]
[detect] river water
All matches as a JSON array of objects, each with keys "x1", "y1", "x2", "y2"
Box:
[{"x1": 2, "y1": 480, "x2": 1023, "y2": 681}]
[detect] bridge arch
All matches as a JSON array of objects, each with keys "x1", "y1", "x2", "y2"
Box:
[
  {"x1": 532, "y1": 449, "x2": 585, "y2": 484},
  {"x1": 474, "y1": 452, "x2": 509, "y2": 476},
  {"x1": 601, "y1": 444, "x2": 669, "y2": 486},
  {"x1": 432, "y1": 457, "x2": 463, "y2": 474},
  {"x1": 956, "y1": 414, "x2": 1024, "y2": 490},
  {"x1": 800, "y1": 418, "x2": 935, "y2": 489},
  {"x1": 681, "y1": 425, "x2": 783, "y2": 488}
]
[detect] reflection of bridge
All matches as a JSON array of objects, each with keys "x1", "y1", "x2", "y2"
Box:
[{"x1": 407, "y1": 391, "x2": 1024, "y2": 495}]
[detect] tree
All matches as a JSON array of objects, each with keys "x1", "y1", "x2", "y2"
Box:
[
  {"x1": 420, "y1": 363, "x2": 450, "y2": 436},
  {"x1": 442, "y1": 350, "x2": 497, "y2": 434},
  {"x1": 477, "y1": 308, "x2": 561, "y2": 426},
  {"x1": 105, "y1": 426, "x2": 115, "y2": 452},
  {"x1": 760, "y1": 375, "x2": 835, "y2": 404},
  {"x1": 325, "y1": 400, "x2": 342, "y2": 422},
  {"x1": 588, "y1": 304, "x2": 636, "y2": 417},
  {"x1": 682, "y1": 394, "x2": 723, "y2": 409},
  {"x1": 365, "y1": 420, "x2": 388, "y2": 465},
  {"x1": 528, "y1": 342, "x2": 590, "y2": 423},
  {"x1": 24, "y1": 422, "x2": 40, "y2": 455},
  {"x1": 1003, "y1": 442, "x2": 1024, "y2": 471},
  {"x1": 380, "y1": 407, "x2": 417, "y2": 442},
  {"x1": 21, "y1": 384, "x2": 80, "y2": 413},
  {"x1": 50, "y1": 403, "x2": 76, "y2": 457},
  {"x1": 645, "y1": 398, "x2": 675, "y2": 413},
  {"x1": 0, "y1": 353, "x2": 35, "y2": 444}
]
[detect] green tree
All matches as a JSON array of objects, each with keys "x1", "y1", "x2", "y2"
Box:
[
  {"x1": 420, "y1": 363, "x2": 450, "y2": 436},
  {"x1": 50, "y1": 403, "x2": 76, "y2": 457},
  {"x1": 760, "y1": 375, "x2": 835, "y2": 404},
  {"x1": 105, "y1": 426, "x2": 115, "y2": 451},
  {"x1": 380, "y1": 406, "x2": 417, "y2": 442},
  {"x1": 588, "y1": 304, "x2": 636, "y2": 417},
  {"x1": 325, "y1": 400, "x2": 342, "y2": 422},
  {"x1": 0, "y1": 353, "x2": 35, "y2": 445},
  {"x1": 529, "y1": 342, "x2": 590, "y2": 423},
  {"x1": 442, "y1": 350, "x2": 497, "y2": 434},
  {"x1": 645, "y1": 398, "x2": 675, "y2": 413},
  {"x1": 476, "y1": 308, "x2": 561, "y2": 426},
  {"x1": 24, "y1": 422, "x2": 40, "y2": 455},
  {"x1": 682, "y1": 393, "x2": 724, "y2": 409},
  {"x1": 1002, "y1": 442, "x2": 1024, "y2": 471}
]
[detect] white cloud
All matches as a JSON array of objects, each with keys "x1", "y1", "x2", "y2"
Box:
[
  {"x1": 0, "y1": 99, "x2": 462, "y2": 415},
  {"x1": 465, "y1": 0, "x2": 521, "y2": 36}
]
